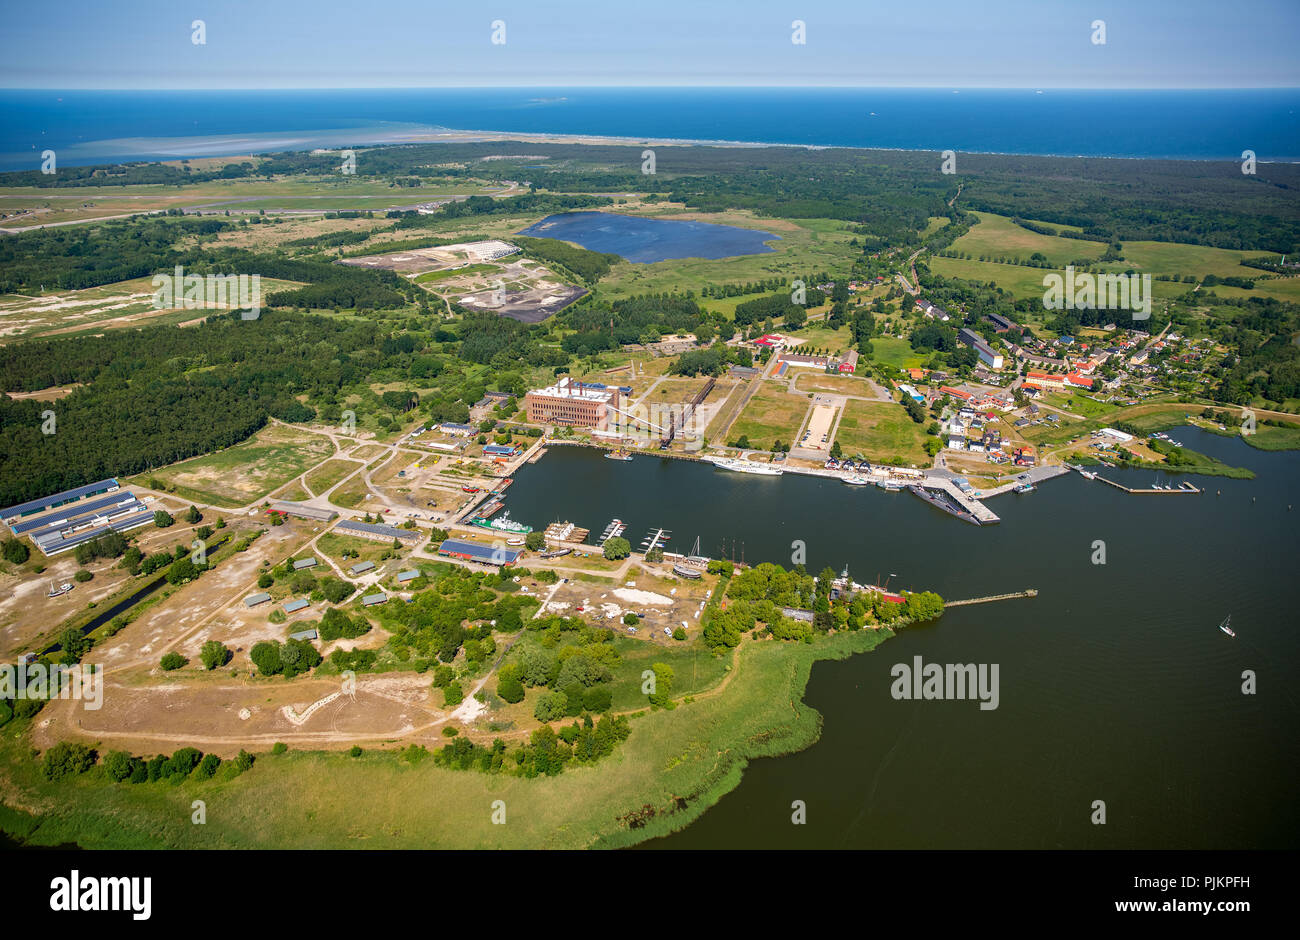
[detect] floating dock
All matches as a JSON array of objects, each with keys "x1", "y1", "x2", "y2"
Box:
[
  {"x1": 641, "y1": 527, "x2": 671, "y2": 552},
  {"x1": 596, "y1": 519, "x2": 626, "y2": 544}
]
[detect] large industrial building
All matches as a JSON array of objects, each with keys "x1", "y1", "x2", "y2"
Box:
[
  {"x1": 2, "y1": 480, "x2": 153, "y2": 556},
  {"x1": 1, "y1": 478, "x2": 122, "y2": 525},
  {"x1": 333, "y1": 519, "x2": 423, "y2": 543},
  {"x1": 524, "y1": 376, "x2": 625, "y2": 429}
]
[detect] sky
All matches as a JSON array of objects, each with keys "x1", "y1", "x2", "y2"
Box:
[{"x1": 0, "y1": 0, "x2": 1297, "y2": 89}]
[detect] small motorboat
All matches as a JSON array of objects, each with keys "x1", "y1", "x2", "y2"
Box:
[
  {"x1": 506, "y1": 537, "x2": 526, "y2": 546},
  {"x1": 1219, "y1": 615, "x2": 1235, "y2": 638}
]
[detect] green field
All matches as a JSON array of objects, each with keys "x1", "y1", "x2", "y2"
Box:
[
  {"x1": 304, "y1": 458, "x2": 361, "y2": 495},
  {"x1": 833, "y1": 399, "x2": 931, "y2": 465},
  {"x1": 131, "y1": 424, "x2": 335, "y2": 507},
  {"x1": 868, "y1": 336, "x2": 926, "y2": 371},
  {"x1": 728, "y1": 381, "x2": 811, "y2": 449},
  {"x1": 951, "y1": 211, "x2": 1107, "y2": 267}
]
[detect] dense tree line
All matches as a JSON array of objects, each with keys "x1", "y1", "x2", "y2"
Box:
[{"x1": 0, "y1": 311, "x2": 400, "y2": 505}]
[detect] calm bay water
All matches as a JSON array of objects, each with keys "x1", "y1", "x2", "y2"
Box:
[
  {"x1": 502, "y1": 429, "x2": 1300, "y2": 848},
  {"x1": 3, "y1": 87, "x2": 1298, "y2": 171}
]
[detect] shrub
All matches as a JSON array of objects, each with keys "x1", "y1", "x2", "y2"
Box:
[
  {"x1": 1, "y1": 537, "x2": 30, "y2": 564},
  {"x1": 443, "y1": 681, "x2": 464, "y2": 708},
  {"x1": 199, "y1": 641, "x2": 231, "y2": 670},
  {"x1": 153, "y1": 510, "x2": 174, "y2": 528},
  {"x1": 271, "y1": 742, "x2": 287, "y2": 755},
  {"x1": 349, "y1": 745, "x2": 362, "y2": 757},
  {"x1": 623, "y1": 612, "x2": 639, "y2": 626},
  {"x1": 160, "y1": 652, "x2": 187, "y2": 671},
  {"x1": 41, "y1": 741, "x2": 97, "y2": 781},
  {"x1": 196, "y1": 753, "x2": 221, "y2": 779},
  {"x1": 74, "y1": 569, "x2": 93, "y2": 582}
]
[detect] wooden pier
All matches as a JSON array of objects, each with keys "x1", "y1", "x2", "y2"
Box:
[
  {"x1": 1096, "y1": 477, "x2": 1200, "y2": 494},
  {"x1": 946, "y1": 589, "x2": 1038, "y2": 607}
]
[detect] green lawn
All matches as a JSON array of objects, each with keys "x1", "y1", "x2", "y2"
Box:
[
  {"x1": 868, "y1": 336, "x2": 926, "y2": 371},
  {"x1": 834, "y1": 399, "x2": 931, "y2": 465},
  {"x1": 728, "y1": 382, "x2": 811, "y2": 449}
]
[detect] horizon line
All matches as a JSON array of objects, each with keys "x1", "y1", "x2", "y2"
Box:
[{"x1": 3, "y1": 84, "x2": 1299, "y2": 93}]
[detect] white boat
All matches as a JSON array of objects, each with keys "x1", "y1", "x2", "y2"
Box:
[
  {"x1": 505, "y1": 537, "x2": 525, "y2": 546},
  {"x1": 46, "y1": 580, "x2": 74, "y2": 598},
  {"x1": 842, "y1": 475, "x2": 871, "y2": 486},
  {"x1": 1079, "y1": 469, "x2": 1097, "y2": 480},
  {"x1": 707, "y1": 456, "x2": 784, "y2": 476},
  {"x1": 1219, "y1": 615, "x2": 1235, "y2": 638}
]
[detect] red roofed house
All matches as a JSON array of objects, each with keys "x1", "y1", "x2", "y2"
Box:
[
  {"x1": 1023, "y1": 371, "x2": 1066, "y2": 389},
  {"x1": 837, "y1": 349, "x2": 859, "y2": 374},
  {"x1": 939, "y1": 385, "x2": 973, "y2": 402},
  {"x1": 1065, "y1": 372, "x2": 1095, "y2": 389}
]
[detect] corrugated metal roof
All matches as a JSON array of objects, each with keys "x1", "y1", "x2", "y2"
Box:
[
  {"x1": 292, "y1": 557, "x2": 318, "y2": 569},
  {"x1": 362, "y1": 592, "x2": 388, "y2": 606},
  {"x1": 335, "y1": 519, "x2": 419, "y2": 540},
  {"x1": 245, "y1": 592, "x2": 272, "y2": 606},
  {"x1": 437, "y1": 538, "x2": 521, "y2": 565},
  {"x1": 348, "y1": 560, "x2": 376, "y2": 574},
  {"x1": 10, "y1": 492, "x2": 139, "y2": 535},
  {"x1": 396, "y1": 569, "x2": 419, "y2": 582},
  {"x1": 31, "y1": 506, "x2": 152, "y2": 556},
  {"x1": 1, "y1": 478, "x2": 120, "y2": 521},
  {"x1": 288, "y1": 628, "x2": 318, "y2": 641},
  {"x1": 282, "y1": 598, "x2": 310, "y2": 613}
]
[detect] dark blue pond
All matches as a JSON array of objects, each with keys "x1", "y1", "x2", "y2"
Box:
[{"x1": 517, "y1": 211, "x2": 779, "y2": 263}]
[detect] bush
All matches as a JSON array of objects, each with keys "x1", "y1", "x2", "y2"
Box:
[
  {"x1": 74, "y1": 569, "x2": 93, "y2": 582},
  {"x1": 271, "y1": 742, "x2": 287, "y2": 755},
  {"x1": 196, "y1": 753, "x2": 221, "y2": 779},
  {"x1": 533, "y1": 690, "x2": 568, "y2": 723},
  {"x1": 582, "y1": 685, "x2": 613, "y2": 713},
  {"x1": 673, "y1": 627, "x2": 687, "y2": 641},
  {"x1": 496, "y1": 664, "x2": 525, "y2": 703},
  {"x1": 257, "y1": 572, "x2": 274, "y2": 589},
  {"x1": 1, "y1": 537, "x2": 30, "y2": 565},
  {"x1": 349, "y1": 745, "x2": 362, "y2": 757},
  {"x1": 623, "y1": 612, "x2": 639, "y2": 625},
  {"x1": 153, "y1": 510, "x2": 174, "y2": 528},
  {"x1": 41, "y1": 741, "x2": 97, "y2": 781},
  {"x1": 160, "y1": 652, "x2": 187, "y2": 671},
  {"x1": 443, "y1": 681, "x2": 464, "y2": 708},
  {"x1": 199, "y1": 640, "x2": 231, "y2": 670}
]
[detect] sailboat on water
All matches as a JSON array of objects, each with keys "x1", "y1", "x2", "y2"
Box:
[{"x1": 1219, "y1": 615, "x2": 1235, "y2": 638}]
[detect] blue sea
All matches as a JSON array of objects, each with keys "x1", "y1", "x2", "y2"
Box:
[{"x1": 1, "y1": 87, "x2": 1298, "y2": 171}]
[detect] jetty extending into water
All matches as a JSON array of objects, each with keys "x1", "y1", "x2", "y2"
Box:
[
  {"x1": 1096, "y1": 477, "x2": 1201, "y2": 494},
  {"x1": 946, "y1": 589, "x2": 1039, "y2": 607}
]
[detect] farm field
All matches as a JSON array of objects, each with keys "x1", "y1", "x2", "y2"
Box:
[{"x1": 132, "y1": 423, "x2": 335, "y2": 508}]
